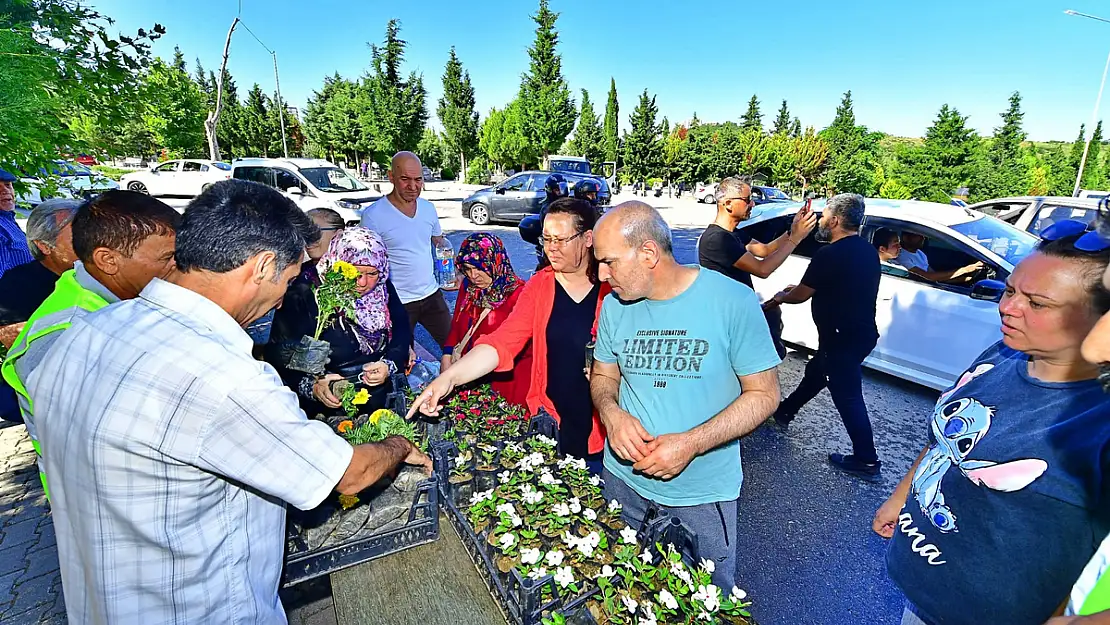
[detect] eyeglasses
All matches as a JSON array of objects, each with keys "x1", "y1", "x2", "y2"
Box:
[
  {"x1": 1040, "y1": 219, "x2": 1110, "y2": 252},
  {"x1": 726, "y1": 196, "x2": 753, "y2": 204},
  {"x1": 319, "y1": 226, "x2": 342, "y2": 232},
  {"x1": 541, "y1": 231, "x2": 586, "y2": 248}
]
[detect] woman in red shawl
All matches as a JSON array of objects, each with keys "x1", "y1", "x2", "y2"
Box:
[{"x1": 441, "y1": 233, "x2": 532, "y2": 406}]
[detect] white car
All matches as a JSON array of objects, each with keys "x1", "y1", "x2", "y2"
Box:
[
  {"x1": 230, "y1": 158, "x2": 378, "y2": 223},
  {"x1": 695, "y1": 182, "x2": 718, "y2": 203},
  {"x1": 121, "y1": 159, "x2": 232, "y2": 197},
  {"x1": 967, "y1": 196, "x2": 1101, "y2": 237},
  {"x1": 16, "y1": 161, "x2": 119, "y2": 207},
  {"x1": 721, "y1": 198, "x2": 1038, "y2": 391}
]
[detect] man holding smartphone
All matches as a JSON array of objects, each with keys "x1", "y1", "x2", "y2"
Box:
[{"x1": 697, "y1": 176, "x2": 816, "y2": 358}]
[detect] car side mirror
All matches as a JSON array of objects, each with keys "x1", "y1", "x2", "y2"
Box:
[
  {"x1": 495, "y1": 187, "x2": 505, "y2": 194},
  {"x1": 970, "y1": 278, "x2": 1005, "y2": 302},
  {"x1": 286, "y1": 187, "x2": 303, "y2": 196}
]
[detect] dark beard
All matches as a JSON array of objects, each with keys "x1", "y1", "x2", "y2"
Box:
[
  {"x1": 1099, "y1": 364, "x2": 1110, "y2": 393},
  {"x1": 815, "y1": 226, "x2": 831, "y2": 243}
]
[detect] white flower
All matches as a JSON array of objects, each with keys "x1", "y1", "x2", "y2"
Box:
[
  {"x1": 535, "y1": 434, "x2": 558, "y2": 448},
  {"x1": 640, "y1": 610, "x2": 658, "y2": 625},
  {"x1": 583, "y1": 531, "x2": 601, "y2": 549},
  {"x1": 553, "y1": 502, "x2": 571, "y2": 517},
  {"x1": 521, "y1": 487, "x2": 544, "y2": 505},
  {"x1": 510, "y1": 514, "x2": 522, "y2": 527},
  {"x1": 730, "y1": 586, "x2": 748, "y2": 602},
  {"x1": 620, "y1": 526, "x2": 638, "y2": 545},
  {"x1": 576, "y1": 542, "x2": 595, "y2": 558},
  {"x1": 583, "y1": 508, "x2": 597, "y2": 521},
  {"x1": 496, "y1": 503, "x2": 516, "y2": 516},
  {"x1": 671, "y1": 564, "x2": 693, "y2": 588},
  {"x1": 539, "y1": 470, "x2": 562, "y2": 486},
  {"x1": 639, "y1": 550, "x2": 653, "y2": 565},
  {"x1": 700, "y1": 558, "x2": 715, "y2": 574},
  {"x1": 698, "y1": 611, "x2": 712, "y2": 621},
  {"x1": 527, "y1": 451, "x2": 545, "y2": 466},
  {"x1": 527, "y1": 566, "x2": 547, "y2": 580},
  {"x1": 568, "y1": 497, "x2": 582, "y2": 514},
  {"x1": 642, "y1": 602, "x2": 656, "y2": 618},
  {"x1": 520, "y1": 547, "x2": 542, "y2": 565},
  {"x1": 589, "y1": 474, "x2": 602, "y2": 487},
  {"x1": 545, "y1": 550, "x2": 565, "y2": 567},
  {"x1": 658, "y1": 589, "x2": 679, "y2": 610},
  {"x1": 499, "y1": 471, "x2": 513, "y2": 484},
  {"x1": 498, "y1": 533, "x2": 516, "y2": 550},
  {"x1": 693, "y1": 585, "x2": 721, "y2": 613},
  {"x1": 454, "y1": 454, "x2": 467, "y2": 467},
  {"x1": 598, "y1": 565, "x2": 615, "y2": 579},
  {"x1": 506, "y1": 441, "x2": 523, "y2": 453},
  {"x1": 608, "y1": 499, "x2": 622, "y2": 513},
  {"x1": 553, "y1": 565, "x2": 575, "y2": 588},
  {"x1": 468, "y1": 489, "x2": 493, "y2": 506},
  {"x1": 621, "y1": 593, "x2": 638, "y2": 614}
]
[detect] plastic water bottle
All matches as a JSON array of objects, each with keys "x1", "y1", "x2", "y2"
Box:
[{"x1": 433, "y1": 238, "x2": 457, "y2": 290}]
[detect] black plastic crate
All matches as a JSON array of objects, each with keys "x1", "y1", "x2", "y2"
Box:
[{"x1": 282, "y1": 472, "x2": 440, "y2": 587}]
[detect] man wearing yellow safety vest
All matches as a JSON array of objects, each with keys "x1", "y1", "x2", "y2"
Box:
[{"x1": 1, "y1": 190, "x2": 180, "y2": 498}]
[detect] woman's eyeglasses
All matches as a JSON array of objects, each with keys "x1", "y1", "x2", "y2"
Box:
[
  {"x1": 541, "y1": 231, "x2": 586, "y2": 248},
  {"x1": 1040, "y1": 219, "x2": 1110, "y2": 252}
]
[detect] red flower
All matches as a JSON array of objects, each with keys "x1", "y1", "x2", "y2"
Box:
[{"x1": 469, "y1": 407, "x2": 481, "y2": 416}]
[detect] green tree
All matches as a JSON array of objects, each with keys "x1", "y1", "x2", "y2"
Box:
[
  {"x1": 1, "y1": 0, "x2": 164, "y2": 174},
  {"x1": 898, "y1": 104, "x2": 979, "y2": 202},
  {"x1": 436, "y1": 47, "x2": 479, "y2": 180},
  {"x1": 480, "y1": 101, "x2": 537, "y2": 171},
  {"x1": 791, "y1": 117, "x2": 802, "y2": 138},
  {"x1": 663, "y1": 123, "x2": 689, "y2": 184},
  {"x1": 140, "y1": 56, "x2": 207, "y2": 158},
  {"x1": 603, "y1": 77, "x2": 620, "y2": 165},
  {"x1": 171, "y1": 46, "x2": 187, "y2": 73},
  {"x1": 241, "y1": 84, "x2": 274, "y2": 157},
  {"x1": 772, "y1": 100, "x2": 791, "y2": 135},
  {"x1": 1084, "y1": 120, "x2": 1104, "y2": 190},
  {"x1": 622, "y1": 90, "x2": 663, "y2": 183},
  {"x1": 417, "y1": 128, "x2": 446, "y2": 170},
  {"x1": 360, "y1": 20, "x2": 428, "y2": 165},
  {"x1": 518, "y1": 0, "x2": 576, "y2": 162},
  {"x1": 740, "y1": 95, "x2": 762, "y2": 133},
  {"x1": 970, "y1": 91, "x2": 1028, "y2": 200},
  {"x1": 819, "y1": 90, "x2": 876, "y2": 195},
  {"x1": 568, "y1": 89, "x2": 605, "y2": 166},
  {"x1": 194, "y1": 58, "x2": 214, "y2": 108}
]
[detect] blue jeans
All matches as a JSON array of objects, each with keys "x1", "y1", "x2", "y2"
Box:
[
  {"x1": 601, "y1": 467, "x2": 738, "y2": 590},
  {"x1": 778, "y1": 336, "x2": 879, "y2": 463}
]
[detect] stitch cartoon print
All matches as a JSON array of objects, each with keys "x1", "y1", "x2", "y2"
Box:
[{"x1": 911, "y1": 364, "x2": 1050, "y2": 533}]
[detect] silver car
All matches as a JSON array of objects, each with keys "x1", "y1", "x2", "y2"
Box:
[{"x1": 967, "y1": 195, "x2": 1101, "y2": 236}]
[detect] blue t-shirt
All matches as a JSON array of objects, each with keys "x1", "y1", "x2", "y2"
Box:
[
  {"x1": 886, "y1": 342, "x2": 1110, "y2": 625},
  {"x1": 595, "y1": 267, "x2": 781, "y2": 506}
]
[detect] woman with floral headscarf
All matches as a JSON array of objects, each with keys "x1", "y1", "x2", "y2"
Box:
[
  {"x1": 267, "y1": 227, "x2": 412, "y2": 416},
  {"x1": 441, "y1": 233, "x2": 531, "y2": 407}
]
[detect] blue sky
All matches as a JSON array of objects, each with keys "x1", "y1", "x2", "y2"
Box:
[{"x1": 94, "y1": 0, "x2": 1110, "y2": 141}]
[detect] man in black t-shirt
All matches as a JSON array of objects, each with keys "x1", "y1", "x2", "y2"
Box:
[
  {"x1": 698, "y1": 176, "x2": 815, "y2": 358},
  {"x1": 765, "y1": 193, "x2": 882, "y2": 479}
]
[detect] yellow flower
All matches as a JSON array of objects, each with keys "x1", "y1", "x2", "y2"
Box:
[
  {"x1": 338, "y1": 493, "x2": 360, "y2": 509},
  {"x1": 369, "y1": 408, "x2": 397, "y2": 425},
  {"x1": 332, "y1": 260, "x2": 359, "y2": 280},
  {"x1": 352, "y1": 388, "x2": 370, "y2": 406}
]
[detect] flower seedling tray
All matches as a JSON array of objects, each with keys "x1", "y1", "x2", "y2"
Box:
[{"x1": 282, "y1": 471, "x2": 440, "y2": 587}]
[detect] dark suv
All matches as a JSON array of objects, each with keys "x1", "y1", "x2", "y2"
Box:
[{"x1": 461, "y1": 170, "x2": 610, "y2": 226}]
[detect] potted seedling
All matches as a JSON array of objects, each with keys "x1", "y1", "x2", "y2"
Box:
[{"x1": 286, "y1": 260, "x2": 360, "y2": 374}]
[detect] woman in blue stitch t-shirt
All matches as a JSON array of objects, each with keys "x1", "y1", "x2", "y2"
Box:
[{"x1": 873, "y1": 225, "x2": 1110, "y2": 625}]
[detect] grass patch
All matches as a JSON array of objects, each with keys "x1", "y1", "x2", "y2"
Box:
[{"x1": 91, "y1": 165, "x2": 133, "y2": 181}]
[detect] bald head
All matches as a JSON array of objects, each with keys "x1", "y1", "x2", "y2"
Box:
[
  {"x1": 597, "y1": 201, "x2": 674, "y2": 257},
  {"x1": 388, "y1": 151, "x2": 425, "y2": 205}
]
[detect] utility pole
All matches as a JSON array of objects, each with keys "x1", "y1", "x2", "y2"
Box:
[
  {"x1": 272, "y1": 51, "x2": 289, "y2": 158},
  {"x1": 1067, "y1": 10, "x2": 1110, "y2": 196}
]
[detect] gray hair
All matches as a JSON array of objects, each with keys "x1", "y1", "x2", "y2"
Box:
[
  {"x1": 306, "y1": 207, "x2": 345, "y2": 229},
  {"x1": 26, "y1": 199, "x2": 80, "y2": 260},
  {"x1": 826, "y1": 193, "x2": 866, "y2": 231},
  {"x1": 715, "y1": 176, "x2": 752, "y2": 202},
  {"x1": 613, "y1": 201, "x2": 673, "y2": 256}
]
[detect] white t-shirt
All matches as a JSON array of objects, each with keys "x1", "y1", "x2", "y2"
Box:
[
  {"x1": 361, "y1": 196, "x2": 442, "y2": 304},
  {"x1": 894, "y1": 248, "x2": 930, "y2": 272}
]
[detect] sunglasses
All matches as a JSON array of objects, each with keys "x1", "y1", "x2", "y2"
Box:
[{"x1": 1040, "y1": 219, "x2": 1110, "y2": 252}]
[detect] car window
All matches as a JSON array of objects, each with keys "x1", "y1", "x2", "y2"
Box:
[
  {"x1": 233, "y1": 166, "x2": 274, "y2": 186},
  {"x1": 972, "y1": 201, "x2": 1028, "y2": 222},
  {"x1": 155, "y1": 162, "x2": 179, "y2": 173},
  {"x1": 737, "y1": 214, "x2": 825, "y2": 259},
  {"x1": 1031, "y1": 204, "x2": 1097, "y2": 235},
  {"x1": 502, "y1": 175, "x2": 528, "y2": 192},
  {"x1": 182, "y1": 161, "x2": 203, "y2": 173},
  {"x1": 751, "y1": 188, "x2": 765, "y2": 201},
  {"x1": 274, "y1": 169, "x2": 306, "y2": 193},
  {"x1": 949, "y1": 214, "x2": 1037, "y2": 266},
  {"x1": 199, "y1": 164, "x2": 209, "y2": 172},
  {"x1": 213, "y1": 162, "x2": 232, "y2": 171},
  {"x1": 877, "y1": 221, "x2": 1007, "y2": 293}
]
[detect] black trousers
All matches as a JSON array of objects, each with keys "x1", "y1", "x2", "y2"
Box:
[{"x1": 779, "y1": 335, "x2": 878, "y2": 463}]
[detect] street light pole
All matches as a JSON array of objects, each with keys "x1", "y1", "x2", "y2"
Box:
[
  {"x1": 1067, "y1": 10, "x2": 1110, "y2": 196},
  {"x1": 272, "y1": 51, "x2": 289, "y2": 158}
]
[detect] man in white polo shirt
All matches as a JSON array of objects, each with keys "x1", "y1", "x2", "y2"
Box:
[{"x1": 361, "y1": 151, "x2": 451, "y2": 348}]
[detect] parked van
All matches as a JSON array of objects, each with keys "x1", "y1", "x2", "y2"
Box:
[{"x1": 231, "y1": 158, "x2": 377, "y2": 223}]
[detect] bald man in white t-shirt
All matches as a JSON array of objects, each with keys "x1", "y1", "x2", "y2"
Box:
[{"x1": 361, "y1": 152, "x2": 451, "y2": 348}]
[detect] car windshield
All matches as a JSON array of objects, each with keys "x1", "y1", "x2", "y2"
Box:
[
  {"x1": 47, "y1": 162, "x2": 91, "y2": 177},
  {"x1": 299, "y1": 167, "x2": 367, "y2": 192},
  {"x1": 550, "y1": 160, "x2": 591, "y2": 175},
  {"x1": 950, "y1": 214, "x2": 1038, "y2": 266},
  {"x1": 213, "y1": 162, "x2": 232, "y2": 171},
  {"x1": 761, "y1": 187, "x2": 790, "y2": 200}
]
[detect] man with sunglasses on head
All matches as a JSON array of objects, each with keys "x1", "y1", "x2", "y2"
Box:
[{"x1": 698, "y1": 176, "x2": 815, "y2": 358}]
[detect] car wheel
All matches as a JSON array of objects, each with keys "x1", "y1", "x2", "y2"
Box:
[
  {"x1": 703, "y1": 194, "x2": 716, "y2": 204},
  {"x1": 128, "y1": 181, "x2": 148, "y2": 194},
  {"x1": 470, "y1": 203, "x2": 491, "y2": 226},
  {"x1": 200, "y1": 183, "x2": 212, "y2": 194}
]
